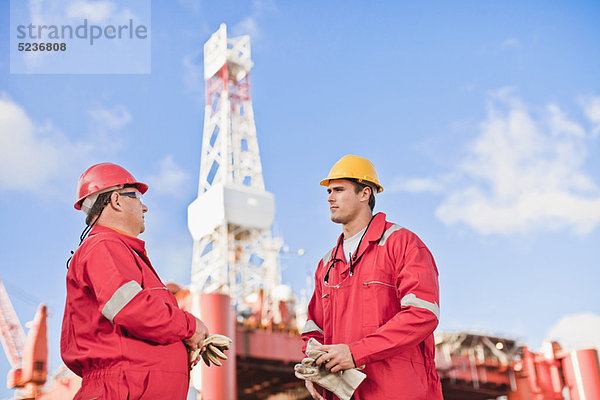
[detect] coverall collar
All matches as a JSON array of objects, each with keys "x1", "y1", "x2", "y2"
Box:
[
  {"x1": 89, "y1": 224, "x2": 147, "y2": 254},
  {"x1": 334, "y1": 212, "x2": 387, "y2": 271},
  {"x1": 363, "y1": 212, "x2": 387, "y2": 243},
  {"x1": 87, "y1": 224, "x2": 161, "y2": 280}
]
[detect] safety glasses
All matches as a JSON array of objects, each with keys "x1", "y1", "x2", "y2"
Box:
[{"x1": 118, "y1": 191, "x2": 142, "y2": 201}]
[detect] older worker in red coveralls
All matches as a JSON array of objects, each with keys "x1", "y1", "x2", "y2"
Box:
[
  {"x1": 61, "y1": 162, "x2": 209, "y2": 399},
  {"x1": 301, "y1": 155, "x2": 443, "y2": 400}
]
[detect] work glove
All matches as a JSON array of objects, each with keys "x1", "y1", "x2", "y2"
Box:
[
  {"x1": 294, "y1": 338, "x2": 366, "y2": 400},
  {"x1": 189, "y1": 334, "x2": 232, "y2": 367}
]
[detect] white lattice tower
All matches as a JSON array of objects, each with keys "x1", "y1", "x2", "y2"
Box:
[{"x1": 188, "y1": 24, "x2": 282, "y2": 322}]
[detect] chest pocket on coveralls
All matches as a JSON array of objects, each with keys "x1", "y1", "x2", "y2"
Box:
[{"x1": 361, "y1": 271, "x2": 398, "y2": 332}]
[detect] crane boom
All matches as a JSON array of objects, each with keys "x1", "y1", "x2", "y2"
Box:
[{"x1": 0, "y1": 278, "x2": 26, "y2": 369}]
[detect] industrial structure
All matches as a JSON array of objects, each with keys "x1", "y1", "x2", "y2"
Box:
[
  {"x1": 187, "y1": 23, "x2": 288, "y2": 328},
  {"x1": 0, "y1": 279, "x2": 48, "y2": 399},
  {"x1": 186, "y1": 23, "x2": 303, "y2": 399},
  {"x1": 1, "y1": 23, "x2": 600, "y2": 400},
  {"x1": 436, "y1": 332, "x2": 600, "y2": 400}
]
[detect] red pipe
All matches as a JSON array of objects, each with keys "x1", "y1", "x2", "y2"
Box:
[
  {"x1": 195, "y1": 293, "x2": 236, "y2": 400},
  {"x1": 562, "y1": 349, "x2": 600, "y2": 400}
]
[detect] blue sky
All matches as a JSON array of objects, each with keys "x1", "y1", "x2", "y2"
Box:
[{"x1": 1, "y1": 0, "x2": 600, "y2": 397}]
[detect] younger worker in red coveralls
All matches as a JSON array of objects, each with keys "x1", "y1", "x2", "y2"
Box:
[
  {"x1": 61, "y1": 163, "x2": 210, "y2": 399},
  {"x1": 301, "y1": 155, "x2": 443, "y2": 400}
]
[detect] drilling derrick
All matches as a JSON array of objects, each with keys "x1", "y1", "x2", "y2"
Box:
[
  {"x1": 184, "y1": 24, "x2": 307, "y2": 400},
  {"x1": 188, "y1": 23, "x2": 282, "y2": 320}
]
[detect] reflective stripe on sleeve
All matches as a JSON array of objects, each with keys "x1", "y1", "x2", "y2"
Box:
[
  {"x1": 101, "y1": 280, "x2": 143, "y2": 323},
  {"x1": 302, "y1": 320, "x2": 324, "y2": 335},
  {"x1": 379, "y1": 224, "x2": 403, "y2": 246},
  {"x1": 400, "y1": 293, "x2": 439, "y2": 319}
]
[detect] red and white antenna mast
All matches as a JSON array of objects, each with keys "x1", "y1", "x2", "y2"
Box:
[{"x1": 187, "y1": 24, "x2": 282, "y2": 321}]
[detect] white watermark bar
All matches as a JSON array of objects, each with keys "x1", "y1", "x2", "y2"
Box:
[{"x1": 10, "y1": 0, "x2": 151, "y2": 74}]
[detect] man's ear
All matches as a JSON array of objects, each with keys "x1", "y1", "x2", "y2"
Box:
[
  {"x1": 108, "y1": 191, "x2": 123, "y2": 211},
  {"x1": 361, "y1": 185, "x2": 372, "y2": 201}
]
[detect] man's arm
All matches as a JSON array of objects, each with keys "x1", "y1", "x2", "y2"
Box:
[
  {"x1": 300, "y1": 265, "x2": 326, "y2": 351},
  {"x1": 301, "y1": 262, "x2": 327, "y2": 399},
  {"x1": 81, "y1": 240, "x2": 206, "y2": 345},
  {"x1": 349, "y1": 235, "x2": 440, "y2": 366}
]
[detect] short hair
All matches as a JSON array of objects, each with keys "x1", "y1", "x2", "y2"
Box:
[
  {"x1": 85, "y1": 183, "x2": 137, "y2": 225},
  {"x1": 349, "y1": 179, "x2": 376, "y2": 212}
]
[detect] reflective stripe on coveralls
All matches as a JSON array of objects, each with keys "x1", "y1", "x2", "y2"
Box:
[
  {"x1": 101, "y1": 280, "x2": 142, "y2": 323},
  {"x1": 302, "y1": 320, "x2": 324, "y2": 335},
  {"x1": 400, "y1": 293, "x2": 440, "y2": 320},
  {"x1": 378, "y1": 224, "x2": 402, "y2": 246},
  {"x1": 322, "y1": 248, "x2": 334, "y2": 264}
]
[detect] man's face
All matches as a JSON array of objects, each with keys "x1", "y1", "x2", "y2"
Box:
[
  {"x1": 327, "y1": 179, "x2": 364, "y2": 224},
  {"x1": 117, "y1": 189, "x2": 148, "y2": 235}
]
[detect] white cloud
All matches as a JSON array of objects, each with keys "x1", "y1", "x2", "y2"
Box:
[
  {"x1": 66, "y1": 0, "x2": 116, "y2": 24},
  {"x1": 546, "y1": 103, "x2": 585, "y2": 138},
  {"x1": 0, "y1": 97, "x2": 60, "y2": 190},
  {"x1": 20, "y1": 0, "x2": 139, "y2": 71},
  {"x1": 0, "y1": 95, "x2": 133, "y2": 195},
  {"x1": 546, "y1": 313, "x2": 600, "y2": 351},
  {"x1": 0, "y1": 96, "x2": 91, "y2": 193},
  {"x1": 580, "y1": 95, "x2": 600, "y2": 137},
  {"x1": 231, "y1": 0, "x2": 275, "y2": 38},
  {"x1": 27, "y1": 0, "x2": 136, "y2": 28},
  {"x1": 145, "y1": 156, "x2": 191, "y2": 197},
  {"x1": 389, "y1": 177, "x2": 444, "y2": 194},
  {"x1": 232, "y1": 16, "x2": 260, "y2": 39},
  {"x1": 400, "y1": 89, "x2": 600, "y2": 235},
  {"x1": 66, "y1": 0, "x2": 138, "y2": 25},
  {"x1": 28, "y1": 0, "x2": 48, "y2": 26},
  {"x1": 89, "y1": 105, "x2": 131, "y2": 130},
  {"x1": 23, "y1": 0, "x2": 52, "y2": 70}
]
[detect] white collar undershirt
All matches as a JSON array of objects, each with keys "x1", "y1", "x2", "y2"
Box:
[{"x1": 343, "y1": 225, "x2": 367, "y2": 262}]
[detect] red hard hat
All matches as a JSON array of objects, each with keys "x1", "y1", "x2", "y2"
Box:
[{"x1": 74, "y1": 163, "x2": 148, "y2": 210}]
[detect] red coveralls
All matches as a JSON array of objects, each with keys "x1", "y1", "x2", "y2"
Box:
[
  {"x1": 61, "y1": 225, "x2": 197, "y2": 400},
  {"x1": 301, "y1": 213, "x2": 443, "y2": 400}
]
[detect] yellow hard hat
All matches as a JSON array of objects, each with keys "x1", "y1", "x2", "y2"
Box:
[{"x1": 320, "y1": 155, "x2": 383, "y2": 193}]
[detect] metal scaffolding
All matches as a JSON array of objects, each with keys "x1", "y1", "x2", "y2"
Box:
[{"x1": 187, "y1": 24, "x2": 283, "y2": 325}]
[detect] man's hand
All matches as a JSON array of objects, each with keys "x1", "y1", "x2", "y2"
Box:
[
  {"x1": 184, "y1": 317, "x2": 209, "y2": 352},
  {"x1": 305, "y1": 380, "x2": 325, "y2": 400},
  {"x1": 314, "y1": 344, "x2": 356, "y2": 373}
]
